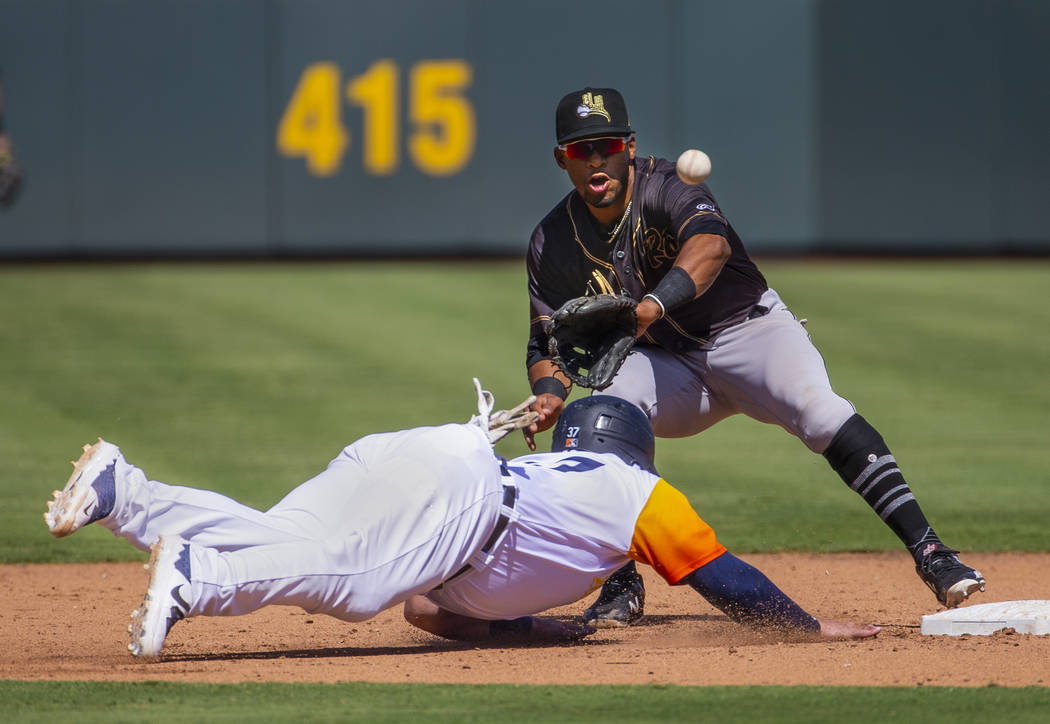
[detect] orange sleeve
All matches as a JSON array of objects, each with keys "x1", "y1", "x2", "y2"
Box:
[{"x1": 628, "y1": 479, "x2": 726, "y2": 584}]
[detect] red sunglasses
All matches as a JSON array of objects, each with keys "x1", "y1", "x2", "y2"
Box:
[{"x1": 559, "y1": 136, "x2": 630, "y2": 160}]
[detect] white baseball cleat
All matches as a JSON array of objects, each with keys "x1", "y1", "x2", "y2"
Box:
[
  {"x1": 128, "y1": 535, "x2": 192, "y2": 658},
  {"x1": 44, "y1": 438, "x2": 121, "y2": 537}
]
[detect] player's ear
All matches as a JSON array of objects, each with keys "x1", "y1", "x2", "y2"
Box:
[
  {"x1": 627, "y1": 135, "x2": 636, "y2": 161},
  {"x1": 554, "y1": 147, "x2": 568, "y2": 169}
]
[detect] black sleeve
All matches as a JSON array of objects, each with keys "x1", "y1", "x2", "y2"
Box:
[
  {"x1": 526, "y1": 223, "x2": 557, "y2": 369},
  {"x1": 658, "y1": 172, "x2": 730, "y2": 243}
]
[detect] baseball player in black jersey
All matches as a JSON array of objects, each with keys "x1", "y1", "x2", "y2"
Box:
[{"x1": 524, "y1": 87, "x2": 985, "y2": 627}]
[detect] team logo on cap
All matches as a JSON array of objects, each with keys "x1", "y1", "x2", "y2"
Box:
[{"x1": 576, "y1": 92, "x2": 611, "y2": 121}]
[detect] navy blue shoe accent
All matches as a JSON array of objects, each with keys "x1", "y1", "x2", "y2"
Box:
[
  {"x1": 174, "y1": 544, "x2": 192, "y2": 581},
  {"x1": 167, "y1": 585, "x2": 189, "y2": 634},
  {"x1": 166, "y1": 547, "x2": 192, "y2": 633},
  {"x1": 87, "y1": 462, "x2": 117, "y2": 523}
]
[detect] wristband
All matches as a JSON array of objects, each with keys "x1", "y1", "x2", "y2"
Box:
[
  {"x1": 531, "y1": 376, "x2": 568, "y2": 400},
  {"x1": 646, "y1": 266, "x2": 697, "y2": 314},
  {"x1": 641, "y1": 293, "x2": 666, "y2": 319},
  {"x1": 489, "y1": 616, "x2": 533, "y2": 638}
]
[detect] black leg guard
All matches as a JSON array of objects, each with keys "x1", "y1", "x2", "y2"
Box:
[{"x1": 823, "y1": 414, "x2": 940, "y2": 558}]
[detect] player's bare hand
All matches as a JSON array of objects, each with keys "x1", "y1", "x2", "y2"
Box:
[
  {"x1": 817, "y1": 618, "x2": 881, "y2": 640},
  {"x1": 529, "y1": 616, "x2": 596, "y2": 642},
  {"x1": 635, "y1": 297, "x2": 663, "y2": 338},
  {"x1": 523, "y1": 393, "x2": 565, "y2": 451}
]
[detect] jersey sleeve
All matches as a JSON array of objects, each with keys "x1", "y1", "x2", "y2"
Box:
[
  {"x1": 658, "y1": 172, "x2": 729, "y2": 244},
  {"x1": 628, "y1": 479, "x2": 727, "y2": 584},
  {"x1": 526, "y1": 223, "x2": 557, "y2": 367}
]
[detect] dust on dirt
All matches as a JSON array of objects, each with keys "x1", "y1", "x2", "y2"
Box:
[{"x1": 3, "y1": 553, "x2": 1048, "y2": 687}]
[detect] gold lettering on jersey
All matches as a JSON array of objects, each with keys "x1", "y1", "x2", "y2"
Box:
[
  {"x1": 577, "y1": 92, "x2": 611, "y2": 122},
  {"x1": 586, "y1": 269, "x2": 616, "y2": 296},
  {"x1": 642, "y1": 226, "x2": 679, "y2": 269}
]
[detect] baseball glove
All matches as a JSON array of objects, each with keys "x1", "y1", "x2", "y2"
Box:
[{"x1": 546, "y1": 294, "x2": 637, "y2": 390}]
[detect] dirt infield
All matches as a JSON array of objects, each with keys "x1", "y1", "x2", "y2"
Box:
[{"x1": 3, "y1": 553, "x2": 1048, "y2": 687}]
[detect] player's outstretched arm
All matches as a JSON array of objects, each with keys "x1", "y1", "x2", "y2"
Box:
[
  {"x1": 634, "y1": 233, "x2": 731, "y2": 337},
  {"x1": 403, "y1": 595, "x2": 594, "y2": 643},
  {"x1": 684, "y1": 551, "x2": 880, "y2": 641},
  {"x1": 523, "y1": 360, "x2": 570, "y2": 450}
]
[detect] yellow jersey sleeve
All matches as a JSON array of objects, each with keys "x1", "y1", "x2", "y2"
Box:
[{"x1": 628, "y1": 479, "x2": 726, "y2": 584}]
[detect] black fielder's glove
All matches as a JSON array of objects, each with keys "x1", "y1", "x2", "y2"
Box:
[{"x1": 545, "y1": 294, "x2": 637, "y2": 390}]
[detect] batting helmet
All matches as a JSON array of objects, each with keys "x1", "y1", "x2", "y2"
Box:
[{"x1": 550, "y1": 395, "x2": 657, "y2": 473}]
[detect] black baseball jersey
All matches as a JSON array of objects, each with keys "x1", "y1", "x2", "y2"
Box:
[{"x1": 527, "y1": 155, "x2": 767, "y2": 366}]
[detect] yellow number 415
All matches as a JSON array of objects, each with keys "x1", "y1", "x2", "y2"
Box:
[{"x1": 277, "y1": 59, "x2": 476, "y2": 178}]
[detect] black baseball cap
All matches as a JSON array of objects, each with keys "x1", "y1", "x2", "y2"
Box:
[{"x1": 555, "y1": 87, "x2": 633, "y2": 145}]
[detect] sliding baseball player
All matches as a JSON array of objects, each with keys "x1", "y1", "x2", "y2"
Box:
[{"x1": 45, "y1": 381, "x2": 878, "y2": 657}]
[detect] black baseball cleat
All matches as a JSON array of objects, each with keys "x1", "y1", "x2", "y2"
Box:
[
  {"x1": 582, "y1": 563, "x2": 646, "y2": 628},
  {"x1": 915, "y1": 544, "x2": 986, "y2": 608}
]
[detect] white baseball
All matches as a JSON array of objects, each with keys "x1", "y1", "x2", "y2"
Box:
[{"x1": 676, "y1": 149, "x2": 712, "y2": 184}]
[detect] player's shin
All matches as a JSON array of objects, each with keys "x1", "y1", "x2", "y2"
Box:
[
  {"x1": 824, "y1": 415, "x2": 985, "y2": 607},
  {"x1": 822, "y1": 414, "x2": 940, "y2": 557}
]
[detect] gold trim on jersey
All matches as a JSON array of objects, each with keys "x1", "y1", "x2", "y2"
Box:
[
  {"x1": 565, "y1": 196, "x2": 625, "y2": 295},
  {"x1": 630, "y1": 216, "x2": 644, "y2": 280},
  {"x1": 661, "y1": 315, "x2": 710, "y2": 346},
  {"x1": 589, "y1": 270, "x2": 616, "y2": 295},
  {"x1": 565, "y1": 197, "x2": 614, "y2": 270},
  {"x1": 642, "y1": 226, "x2": 677, "y2": 269},
  {"x1": 676, "y1": 210, "x2": 722, "y2": 241}
]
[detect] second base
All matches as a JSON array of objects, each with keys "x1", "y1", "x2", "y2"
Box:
[{"x1": 921, "y1": 600, "x2": 1050, "y2": 636}]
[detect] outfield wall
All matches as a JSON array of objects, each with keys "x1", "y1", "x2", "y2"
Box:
[{"x1": 1, "y1": 0, "x2": 1047, "y2": 257}]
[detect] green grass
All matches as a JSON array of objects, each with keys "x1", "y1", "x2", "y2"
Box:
[
  {"x1": 2, "y1": 260, "x2": 1048, "y2": 715},
  {"x1": 2, "y1": 681, "x2": 1050, "y2": 723},
  {"x1": 2, "y1": 259, "x2": 1049, "y2": 562}
]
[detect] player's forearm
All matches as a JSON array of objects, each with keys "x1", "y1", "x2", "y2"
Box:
[
  {"x1": 403, "y1": 596, "x2": 494, "y2": 639},
  {"x1": 684, "y1": 552, "x2": 820, "y2": 633},
  {"x1": 528, "y1": 359, "x2": 571, "y2": 396},
  {"x1": 670, "y1": 233, "x2": 731, "y2": 299},
  {"x1": 403, "y1": 597, "x2": 591, "y2": 643},
  {"x1": 637, "y1": 234, "x2": 728, "y2": 334},
  {"x1": 522, "y1": 361, "x2": 569, "y2": 449}
]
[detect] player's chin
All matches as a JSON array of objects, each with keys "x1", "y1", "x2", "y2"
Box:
[
  {"x1": 579, "y1": 182, "x2": 622, "y2": 208},
  {"x1": 590, "y1": 188, "x2": 622, "y2": 208}
]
